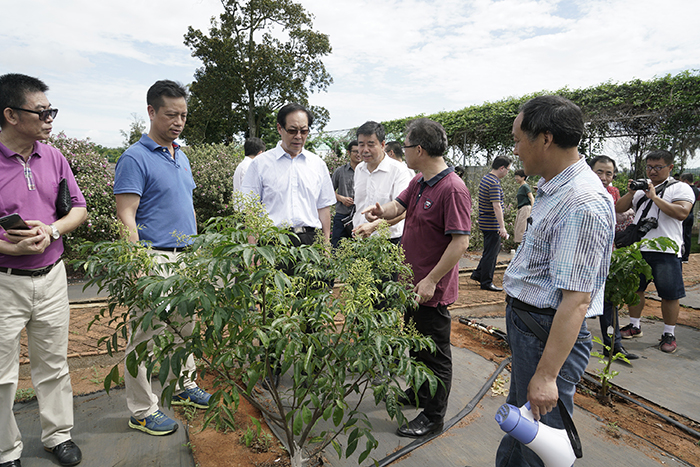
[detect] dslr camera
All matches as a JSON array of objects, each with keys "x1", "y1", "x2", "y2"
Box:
[
  {"x1": 637, "y1": 217, "x2": 659, "y2": 235},
  {"x1": 629, "y1": 179, "x2": 650, "y2": 191}
]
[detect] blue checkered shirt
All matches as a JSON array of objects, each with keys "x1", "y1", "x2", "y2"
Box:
[{"x1": 503, "y1": 158, "x2": 614, "y2": 318}]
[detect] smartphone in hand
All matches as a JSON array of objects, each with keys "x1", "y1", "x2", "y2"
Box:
[{"x1": 0, "y1": 213, "x2": 31, "y2": 231}]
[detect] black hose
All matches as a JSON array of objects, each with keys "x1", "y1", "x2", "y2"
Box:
[
  {"x1": 581, "y1": 373, "x2": 700, "y2": 439},
  {"x1": 370, "y1": 356, "x2": 512, "y2": 467}
]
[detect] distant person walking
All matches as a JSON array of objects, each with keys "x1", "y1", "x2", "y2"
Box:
[
  {"x1": 512, "y1": 169, "x2": 533, "y2": 244},
  {"x1": 471, "y1": 156, "x2": 511, "y2": 291}
]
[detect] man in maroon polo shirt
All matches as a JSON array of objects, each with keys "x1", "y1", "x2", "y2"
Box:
[
  {"x1": 363, "y1": 118, "x2": 472, "y2": 438},
  {"x1": 0, "y1": 74, "x2": 87, "y2": 467}
]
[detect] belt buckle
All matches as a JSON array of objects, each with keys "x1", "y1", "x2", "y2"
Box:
[{"x1": 292, "y1": 226, "x2": 305, "y2": 234}]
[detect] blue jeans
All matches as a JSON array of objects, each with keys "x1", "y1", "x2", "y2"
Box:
[
  {"x1": 495, "y1": 302, "x2": 591, "y2": 467},
  {"x1": 638, "y1": 251, "x2": 685, "y2": 300}
]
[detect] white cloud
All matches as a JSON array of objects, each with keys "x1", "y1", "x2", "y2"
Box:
[{"x1": 1, "y1": 0, "x2": 698, "y2": 155}]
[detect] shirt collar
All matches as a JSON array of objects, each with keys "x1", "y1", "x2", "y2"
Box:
[
  {"x1": 537, "y1": 158, "x2": 587, "y2": 196},
  {"x1": 420, "y1": 166, "x2": 454, "y2": 187},
  {"x1": 0, "y1": 140, "x2": 40, "y2": 159},
  {"x1": 139, "y1": 134, "x2": 180, "y2": 154},
  {"x1": 274, "y1": 140, "x2": 307, "y2": 160}
]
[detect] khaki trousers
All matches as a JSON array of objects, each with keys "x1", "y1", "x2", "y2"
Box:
[
  {"x1": 0, "y1": 261, "x2": 73, "y2": 463},
  {"x1": 125, "y1": 251, "x2": 197, "y2": 419}
]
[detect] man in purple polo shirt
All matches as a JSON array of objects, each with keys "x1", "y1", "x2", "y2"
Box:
[
  {"x1": 0, "y1": 74, "x2": 87, "y2": 467},
  {"x1": 363, "y1": 118, "x2": 472, "y2": 438}
]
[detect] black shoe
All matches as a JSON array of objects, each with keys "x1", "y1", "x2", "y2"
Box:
[
  {"x1": 0, "y1": 459, "x2": 22, "y2": 467},
  {"x1": 480, "y1": 284, "x2": 503, "y2": 292},
  {"x1": 604, "y1": 347, "x2": 640, "y2": 362},
  {"x1": 470, "y1": 273, "x2": 481, "y2": 283},
  {"x1": 44, "y1": 440, "x2": 82, "y2": 466},
  {"x1": 262, "y1": 373, "x2": 279, "y2": 390},
  {"x1": 397, "y1": 413, "x2": 444, "y2": 438}
]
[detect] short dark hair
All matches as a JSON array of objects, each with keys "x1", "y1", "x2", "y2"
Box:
[
  {"x1": 277, "y1": 103, "x2": 314, "y2": 128},
  {"x1": 645, "y1": 149, "x2": 674, "y2": 165},
  {"x1": 147, "y1": 80, "x2": 188, "y2": 111},
  {"x1": 519, "y1": 95, "x2": 584, "y2": 149},
  {"x1": 589, "y1": 155, "x2": 617, "y2": 172},
  {"x1": 356, "y1": 121, "x2": 385, "y2": 142},
  {"x1": 386, "y1": 141, "x2": 403, "y2": 160},
  {"x1": 405, "y1": 118, "x2": 448, "y2": 157},
  {"x1": 244, "y1": 137, "x2": 265, "y2": 157},
  {"x1": 514, "y1": 169, "x2": 527, "y2": 179},
  {"x1": 680, "y1": 173, "x2": 694, "y2": 183},
  {"x1": 347, "y1": 139, "x2": 358, "y2": 152},
  {"x1": 491, "y1": 156, "x2": 512, "y2": 170},
  {"x1": 0, "y1": 73, "x2": 49, "y2": 128}
]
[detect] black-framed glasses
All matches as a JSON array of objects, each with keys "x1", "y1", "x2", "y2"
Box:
[
  {"x1": 10, "y1": 107, "x2": 58, "y2": 122},
  {"x1": 402, "y1": 144, "x2": 419, "y2": 150},
  {"x1": 284, "y1": 127, "x2": 309, "y2": 136},
  {"x1": 646, "y1": 164, "x2": 668, "y2": 172}
]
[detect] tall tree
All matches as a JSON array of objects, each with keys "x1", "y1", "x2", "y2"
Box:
[
  {"x1": 183, "y1": 0, "x2": 332, "y2": 144},
  {"x1": 120, "y1": 113, "x2": 146, "y2": 149}
]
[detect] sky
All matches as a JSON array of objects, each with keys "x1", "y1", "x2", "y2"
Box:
[{"x1": 2, "y1": 0, "x2": 699, "y2": 163}]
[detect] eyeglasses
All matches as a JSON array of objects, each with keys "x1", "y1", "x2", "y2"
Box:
[
  {"x1": 402, "y1": 144, "x2": 419, "y2": 150},
  {"x1": 646, "y1": 164, "x2": 668, "y2": 172},
  {"x1": 9, "y1": 107, "x2": 58, "y2": 122},
  {"x1": 284, "y1": 127, "x2": 309, "y2": 136}
]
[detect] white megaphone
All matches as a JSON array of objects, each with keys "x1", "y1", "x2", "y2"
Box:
[{"x1": 495, "y1": 402, "x2": 576, "y2": 467}]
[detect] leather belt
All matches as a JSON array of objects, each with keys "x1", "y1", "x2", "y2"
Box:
[
  {"x1": 0, "y1": 259, "x2": 61, "y2": 277},
  {"x1": 506, "y1": 295, "x2": 557, "y2": 316},
  {"x1": 151, "y1": 246, "x2": 190, "y2": 252},
  {"x1": 291, "y1": 226, "x2": 316, "y2": 234}
]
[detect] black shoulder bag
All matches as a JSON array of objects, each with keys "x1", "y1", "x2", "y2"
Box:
[{"x1": 510, "y1": 306, "x2": 584, "y2": 459}]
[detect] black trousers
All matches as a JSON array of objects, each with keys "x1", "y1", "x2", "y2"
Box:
[
  {"x1": 473, "y1": 230, "x2": 501, "y2": 287},
  {"x1": 404, "y1": 303, "x2": 452, "y2": 421},
  {"x1": 682, "y1": 212, "x2": 693, "y2": 261}
]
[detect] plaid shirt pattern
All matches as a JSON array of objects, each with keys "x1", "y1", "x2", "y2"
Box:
[{"x1": 503, "y1": 158, "x2": 614, "y2": 318}]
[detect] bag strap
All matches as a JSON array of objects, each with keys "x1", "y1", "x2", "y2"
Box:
[
  {"x1": 635, "y1": 179, "x2": 678, "y2": 215},
  {"x1": 510, "y1": 305, "x2": 584, "y2": 459}
]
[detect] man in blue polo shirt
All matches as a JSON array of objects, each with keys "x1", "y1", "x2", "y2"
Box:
[{"x1": 114, "y1": 80, "x2": 211, "y2": 437}]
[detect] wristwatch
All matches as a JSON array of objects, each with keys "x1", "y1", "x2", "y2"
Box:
[{"x1": 49, "y1": 223, "x2": 60, "y2": 241}]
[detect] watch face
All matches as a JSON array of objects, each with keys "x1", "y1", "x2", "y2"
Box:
[{"x1": 51, "y1": 225, "x2": 60, "y2": 239}]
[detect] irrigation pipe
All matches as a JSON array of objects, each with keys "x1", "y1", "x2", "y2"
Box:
[
  {"x1": 370, "y1": 356, "x2": 512, "y2": 467},
  {"x1": 581, "y1": 373, "x2": 700, "y2": 439}
]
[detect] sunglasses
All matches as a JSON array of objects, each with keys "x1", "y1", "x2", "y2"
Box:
[
  {"x1": 10, "y1": 107, "x2": 58, "y2": 122},
  {"x1": 284, "y1": 127, "x2": 309, "y2": 136}
]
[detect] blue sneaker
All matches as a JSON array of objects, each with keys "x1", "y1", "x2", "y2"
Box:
[
  {"x1": 129, "y1": 410, "x2": 179, "y2": 436},
  {"x1": 172, "y1": 386, "x2": 212, "y2": 409}
]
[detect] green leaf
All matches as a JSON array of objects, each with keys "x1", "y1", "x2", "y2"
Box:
[{"x1": 293, "y1": 412, "x2": 303, "y2": 436}]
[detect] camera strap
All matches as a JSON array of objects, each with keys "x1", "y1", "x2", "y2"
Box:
[
  {"x1": 635, "y1": 179, "x2": 678, "y2": 215},
  {"x1": 510, "y1": 304, "x2": 584, "y2": 458}
]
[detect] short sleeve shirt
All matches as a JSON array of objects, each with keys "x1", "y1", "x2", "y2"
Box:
[
  {"x1": 503, "y1": 158, "x2": 614, "y2": 318},
  {"x1": 241, "y1": 142, "x2": 336, "y2": 229},
  {"x1": 516, "y1": 183, "x2": 533, "y2": 209},
  {"x1": 478, "y1": 172, "x2": 503, "y2": 230},
  {"x1": 0, "y1": 140, "x2": 86, "y2": 269},
  {"x1": 631, "y1": 177, "x2": 695, "y2": 256},
  {"x1": 397, "y1": 167, "x2": 472, "y2": 307},
  {"x1": 113, "y1": 134, "x2": 197, "y2": 248},
  {"x1": 331, "y1": 163, "x2": 355, "y2": 216}
]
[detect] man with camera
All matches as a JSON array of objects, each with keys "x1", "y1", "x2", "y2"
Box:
[{"x1": 615, "y1": 150, "x2": 695, "y2": 353}]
